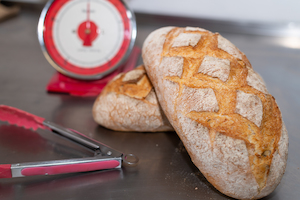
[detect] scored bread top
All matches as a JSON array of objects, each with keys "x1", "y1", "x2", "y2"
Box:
[
  {"x1": 106, "y1": 65, "x2": 152, "y2": 100},
  {"x1": 142, "y1": 26, "x2": 286, "y2": 198}
]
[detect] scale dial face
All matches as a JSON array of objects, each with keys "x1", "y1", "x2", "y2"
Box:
[{"x1": 38, "y1": 0, "x2": 136, "y2": 80}]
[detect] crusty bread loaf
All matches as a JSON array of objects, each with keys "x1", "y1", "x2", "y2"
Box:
[
  {"x1": 142, "y1": 26, "x2": 288, "y2": 199},
  {"x1": 93, "y1": 65, "x2": 173, "y2": 132}
]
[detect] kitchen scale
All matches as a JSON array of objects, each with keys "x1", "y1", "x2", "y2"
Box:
[{"x1": 38, "y1": 0, "x2": 138, "y2": 96}]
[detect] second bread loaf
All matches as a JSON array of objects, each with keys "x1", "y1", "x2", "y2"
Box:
[{"x1": 93, "y1": 65, "x2": 173, "y2": 132}]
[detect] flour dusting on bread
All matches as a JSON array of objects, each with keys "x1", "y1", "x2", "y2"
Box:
[
  {"x1": 236, "y1": 90, "x2": 263, "y2": 127},
  {"x1": 247, "y1": 68, "x2": 269, "y2": 94},
  {"x1": 186, "y1": 27, "x2": 209, "y2": 32},
  {"x1": 198, "y1": 56, "x2": 230, "y2": 82},
  {"x1": 122, "y1": 68, "x2": 145, "y2": 83},
  {"x1": 218, "y1": 35, "x2": 243, "y2": 60},
  {"x1": 172, "y1": 33, "x2": 202, "y2": 47},
  {"x1": 161, "y1": 56, "x2": 184, "y2": 78},
  {"x1": 178, "y1": 86, "x2": 219, "y2": 113}
]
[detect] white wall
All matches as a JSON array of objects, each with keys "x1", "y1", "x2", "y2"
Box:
[{"x1": 126, "y1": 0, "x2": 300, "y2": 24}]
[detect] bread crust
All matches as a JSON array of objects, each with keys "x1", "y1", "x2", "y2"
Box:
[
  {"x1": 142, "y1": 27, "x2": 288, "y2": 199},
  {"x1": 93, "y1": 65, "x2": 173, "y2": 132}
]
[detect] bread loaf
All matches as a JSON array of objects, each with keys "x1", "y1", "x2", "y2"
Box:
[
  {"x1": 142, "y1": 26, "x2": 288, "y2": 199},
  {"x1": 93, "y1": 65, "x2": 173, "y2": 132}
]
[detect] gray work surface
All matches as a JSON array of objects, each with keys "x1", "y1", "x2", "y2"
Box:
[{"x1": 0, "y1": 7, "x2": 300, "y2": 200}]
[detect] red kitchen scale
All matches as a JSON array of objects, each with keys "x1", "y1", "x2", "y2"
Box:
[{"x1": 37, "y1": 0, "x2": 138, "y2": 96}]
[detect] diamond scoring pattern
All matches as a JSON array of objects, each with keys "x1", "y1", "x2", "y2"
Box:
[{"x1": 160, "y1": 27, "x2": 282, "y2": 189}]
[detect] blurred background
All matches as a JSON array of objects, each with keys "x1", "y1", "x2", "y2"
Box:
[{"x1": 2, "y1": 0, "x2": 300, "y2": 37}]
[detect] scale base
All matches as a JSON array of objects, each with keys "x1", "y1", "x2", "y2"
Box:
[{"x1": 46, "y1": 46, "x2": 141, "y2": 97}]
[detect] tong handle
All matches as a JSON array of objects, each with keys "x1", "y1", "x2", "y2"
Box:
[
  {"x1": 0, "y1": 157, "x2": 122, "y2": 178},
  {"x1": 20, "y1": 160, "x2": 120, "y2": 177},
  {"x1": 0, "y1": 164, "x2": 12, "y2": 178}
]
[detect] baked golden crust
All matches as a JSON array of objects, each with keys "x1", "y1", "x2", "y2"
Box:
[
  {"x1": 104, "y1": 65, "x2": 152, "y2": 99},
  {"x1": 142, "y1": 27, "x2": 288, "y2": 199},
  {"x1": 93, "y1": 65, "x2": 173, "y2": 132}
]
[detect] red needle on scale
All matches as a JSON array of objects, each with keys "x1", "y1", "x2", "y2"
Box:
[{"x1": 83, "y1": 0, "x2": 92, "y2": 46}]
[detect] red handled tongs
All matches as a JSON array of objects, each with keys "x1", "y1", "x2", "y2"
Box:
[{"x1": 0, "y1": 105, "x2": 138, "y2": 178}]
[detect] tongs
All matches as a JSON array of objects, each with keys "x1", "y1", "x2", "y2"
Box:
[{"x1": 0, "y1": 105, "x2": 138, "y2": 178}]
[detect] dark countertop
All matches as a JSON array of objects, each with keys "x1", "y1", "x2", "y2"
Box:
[{"x1": 0, "y1": 6, "x2": 299, "y2": 200}]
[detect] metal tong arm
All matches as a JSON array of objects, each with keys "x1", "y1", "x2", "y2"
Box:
[{"x1": 43, "y1": 121, "x2": 121, "y2": 157}]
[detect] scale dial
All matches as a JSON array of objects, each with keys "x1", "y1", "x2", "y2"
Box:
[{"x1": 38, "y1": 0, "x2": 136, "y2": 80}]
